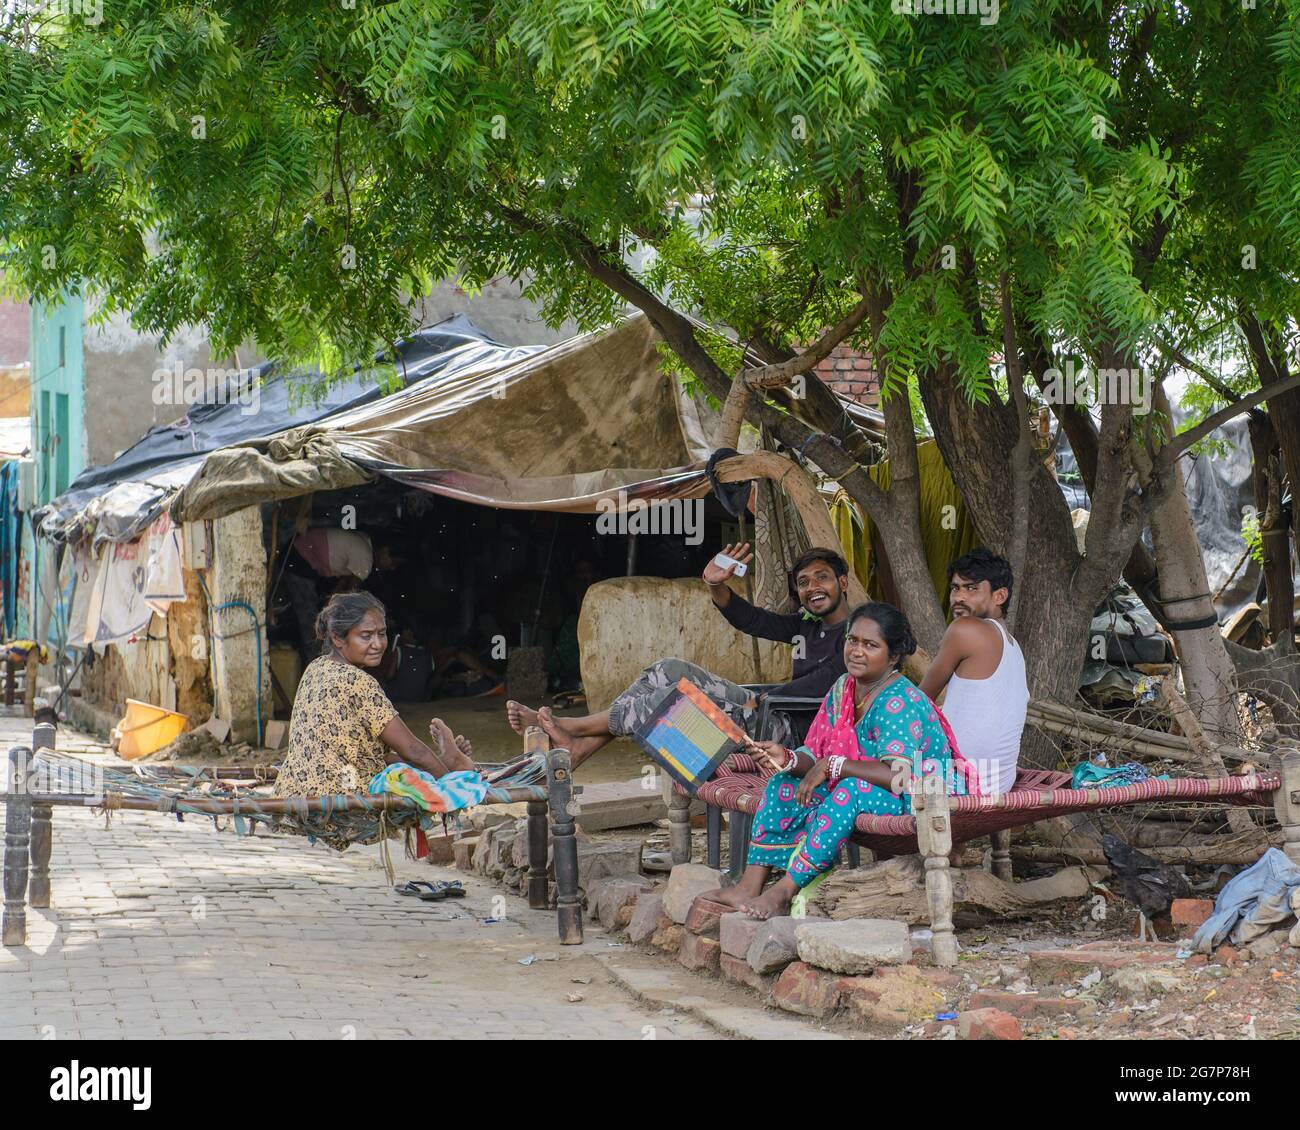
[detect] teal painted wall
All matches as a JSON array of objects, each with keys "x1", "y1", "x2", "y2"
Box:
[{"x1": 29, "y1": 294, "x2": 86, "y2": 506}]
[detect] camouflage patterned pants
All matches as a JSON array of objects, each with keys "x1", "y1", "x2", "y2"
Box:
[{"x1": 606, "y1": 657, "x2": 793, "y2": 746}]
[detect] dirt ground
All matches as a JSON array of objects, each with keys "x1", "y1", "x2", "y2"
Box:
[{"x1": 899, "y1": 903, "x2": 1300, "y2": 1040}]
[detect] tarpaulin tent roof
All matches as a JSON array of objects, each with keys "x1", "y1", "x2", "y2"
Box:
[
  {"x1": 170, "y1": 314, "x2": 731, "y2": 522},
  {"x1": 34, "y1": 314, "x2": 541, "y2": 545}
]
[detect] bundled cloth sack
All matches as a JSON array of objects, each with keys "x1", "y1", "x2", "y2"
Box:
[{"x1": 1191, "y1": 848, "x2": 1300, "y2": 953}]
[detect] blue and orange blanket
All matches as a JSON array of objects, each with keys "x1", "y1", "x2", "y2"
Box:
[{"x1": 367, "y1": 763, "x2": 489, "y2": 814}]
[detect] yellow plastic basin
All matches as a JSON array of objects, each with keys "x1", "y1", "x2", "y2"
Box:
[{"x1": 117, "y1": 699, "x2": 189, "y2": 760}]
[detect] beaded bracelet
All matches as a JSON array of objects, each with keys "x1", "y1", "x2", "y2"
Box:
[
  {"x1": 828, "y1": 754, "x2": 846, "y2": 781},
  {"x1": 781, "y1": 747, "x2": 799, "y2": 773}
]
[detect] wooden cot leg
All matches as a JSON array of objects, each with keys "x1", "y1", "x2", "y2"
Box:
[
  {"x1": 28, "y1": 722, "x2": 55, "y2": 909},
  {"x1": 523, "y1": 726, "x2": 551, "y2": 911},
  {"x1": 914, "y1": 776, "x2": 958, "y2": 967},
  {"x1": 990, "y1": 829, "x2": 1013, "y2": 882},
  {"x1": 1273, "y1": 742, "x2": 1300, "y2": 867},
  {"x1": 3, "y1": 745, "x2": 32, "y2": 947},
  {"x1": 4, "y1": 660, "x2": 14, "y2": 707},
  {"x1": 667, "y1": 785, "x2": 693, "y2": 866},
  {"x1": 706, "y1": 806, "x2": 722, "y2": 870},
  {"x1": 547, "y1": 749, "x2": 583, "y2": 944},
  {"x1": 526, "y1": 800, "x2": 549, "y2": 910},
  {"x1": 22, "y1": 653, "x2": 37, "y2": 717},
  {"x1": 726, "y1": 810, "x2": 748, "y2": 882}
]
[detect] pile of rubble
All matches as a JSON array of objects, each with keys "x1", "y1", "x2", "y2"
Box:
[
  {"x1": 623, "y1": 868, "x2": 1300, "y2": 1038},
  {"x1": 454, "y1": 812, "x2": 1300, "y2": 1038}
]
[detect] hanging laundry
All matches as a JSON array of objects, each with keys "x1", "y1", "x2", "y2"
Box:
[{"x1": 143, "y1": 513, "x2": 186, "y2": 616}]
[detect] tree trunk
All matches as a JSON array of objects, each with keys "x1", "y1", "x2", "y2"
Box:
[
  {"x1": 916, "y1": 364, "x2": 1104, "y2": 766},
  {"x1": 1246, "y1": 413, "x2": 1294, "y2": 646},
  {"x1": 1143, "y1": 385, "x2": 1245, "y2": 752}
]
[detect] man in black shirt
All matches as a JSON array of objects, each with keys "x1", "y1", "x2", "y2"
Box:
[{"x1": 506, "y1": 544, "x2": 850, "y2": 768}]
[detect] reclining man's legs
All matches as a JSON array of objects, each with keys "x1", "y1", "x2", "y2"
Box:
[{"x1": 508, "y1": 657, "x2": 791, "y2": 768}]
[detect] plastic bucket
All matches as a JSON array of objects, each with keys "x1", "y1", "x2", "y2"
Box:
[{"x1": 117, "y1": 699, "x2": 189, "y2": 760}]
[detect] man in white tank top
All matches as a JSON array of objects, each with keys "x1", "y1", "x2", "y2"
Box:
[{"x1": 919, "y1": 548, "x2": 1029, "y2": 795}]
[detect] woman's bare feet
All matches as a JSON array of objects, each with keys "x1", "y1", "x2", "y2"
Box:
[
  {"x1": 537, "y1": 707, "x2": 611, "y2": 766},
  {"x1": 699, "y1": 885, "x2": 752, "y2": 909},
  {"x1": 429, "y1": 718, "x2": 473, "y2": 772},
  {"x1": 742, "y1": 877, "x2": 797, "y2": 920},
  {"x1": 506, "y1": 700, "x2": 540, "y2": 735},
  {"x1": 698, "y1": 864, "x2": 770, "y2": 909}
]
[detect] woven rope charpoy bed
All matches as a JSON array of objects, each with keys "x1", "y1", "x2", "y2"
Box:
[
  {"x1": 2, "y1": 723, "x2": 586, "y2": 948},
  {"x1": 666, "y1": 748, "x2": 1300, "y2": 965}
]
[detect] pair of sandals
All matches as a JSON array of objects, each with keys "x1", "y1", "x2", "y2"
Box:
[{"x1": 395, "y1": 880, "x2": 467, "y2": 902}]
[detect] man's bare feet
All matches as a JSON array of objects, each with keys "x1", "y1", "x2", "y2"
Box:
[
  {"x1": 537, "y1": 707, "x2": 609, "y2": 764},
  {"x1": 455, "y1": 734, "x2": 473, "y2": 759},
  {"x1": 742, "y1": 881, "x2": 796, "y2": 920},
  {"x1": 506, "y1": 700, "x2": 540, "y2": 735}
]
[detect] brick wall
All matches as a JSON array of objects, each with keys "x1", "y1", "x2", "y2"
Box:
[
  {"x1": 814, "y1": 344, "x2": 878, "y2": 406},
  {"x1": 0, "y1": 296, "x2": 29, "y2": 368}
]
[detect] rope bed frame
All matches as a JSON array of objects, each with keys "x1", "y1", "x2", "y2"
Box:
[
  {"x1": 3, "y1": 723, "x2": 585, "y2": 948},
  {"x1": 666, "y1": 749, "x2": 1300, "y2": 966}
]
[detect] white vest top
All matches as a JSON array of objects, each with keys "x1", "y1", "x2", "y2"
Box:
[{"x1": 940, "y1": 617, "x2": 1029, "y2": 795}]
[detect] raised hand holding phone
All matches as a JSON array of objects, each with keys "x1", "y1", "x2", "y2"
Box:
[{"x1": 702, "y1": 541, "x2": 753, "y2": 586}]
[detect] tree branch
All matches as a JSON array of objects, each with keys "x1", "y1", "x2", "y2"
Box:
[{"x1": 743, "y1": 295, "x2": 872, "y2": 391}]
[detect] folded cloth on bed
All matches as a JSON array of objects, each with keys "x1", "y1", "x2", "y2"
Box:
[
  {"x1": 367, "y1": 763, "x2": 489, "y2": 813},
  {"x1": 1070, "y1": 761, "x2": 1168, "y2": 789}
]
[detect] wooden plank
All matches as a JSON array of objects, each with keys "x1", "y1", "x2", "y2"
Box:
[{"x1": 573, "y1": 778, "x2": 668, "y2": 832}]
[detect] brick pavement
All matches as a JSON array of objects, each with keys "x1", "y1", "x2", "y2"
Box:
[{"x1": 0, "y1": 719, "x2": 728, "y2": 1040}]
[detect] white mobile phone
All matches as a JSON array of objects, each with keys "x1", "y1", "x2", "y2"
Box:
[{"x1": 713, "y1": 552, "x2": 748, "y2": 577}]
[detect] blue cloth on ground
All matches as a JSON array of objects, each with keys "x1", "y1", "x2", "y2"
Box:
[{"x1": 1191, "y1": 848, "x2": 1300, "y2": 953}]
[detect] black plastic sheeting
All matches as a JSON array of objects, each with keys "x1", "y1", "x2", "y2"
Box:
[
  {"x1": 34, "y1": 314, "x2": 533, "y2": 544},
  {"x1": 1056, "y1": 409, "x2": 1295, "y2": 623}
]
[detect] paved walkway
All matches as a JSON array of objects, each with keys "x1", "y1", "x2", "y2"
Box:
[{"x1": 0, "y1": 718, "x2": 829, "y2": 1040}]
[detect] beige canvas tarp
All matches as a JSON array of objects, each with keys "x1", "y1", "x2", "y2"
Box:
[{"x1": 171, "y1": 314, "x2": 721, "y2": 522}]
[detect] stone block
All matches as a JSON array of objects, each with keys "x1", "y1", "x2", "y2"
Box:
[
  {"x1": 588, "y1": 875, "x2": 655, "y2": 931},
  {"x1": 747, "y1": 916, "x2": 800, "y2": 974},
  {"x1": 772, "y1": 961, "x2": 844, "y2": 1018},
  {"x1": 1170, "y1": 898, "x2": 1214, "y2": 935},
  {"x1": 719, "y1": 912, "x2": 763, "y2": 959},
  {"x1": 626, "y1": 893, "x2": 665, "y2": 944},
  {"x1": 720, "y1": 953, "x2": 776, "y2": 995},
  {"x1": 795, "y1": 918, "x2": 912, "y2": 974},
  {"x1": 577, "y1": 840, "x2": 644, "y2": 894},
  {"x1": 452, "y1": 837, "x2": 479, "y2": 872},
  {"x1": 651, "y1": 921, "x2": 684, "y2": 954},
  {"x1": 958, "y1": 1008, "x2": 1023, "y2": 1041},
  {"x1": 1027, "y1": 942, "x2": 1176, "y2": 985},
  {"x1": 662, "y1": 864, "x2": 723, "y2": 923},
  {"x1": 677, "y1": 932, "x2": 721, "y2": 974},
  {"x1": 684, "y1": 896, "x2": 731, "y2": 937}
]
